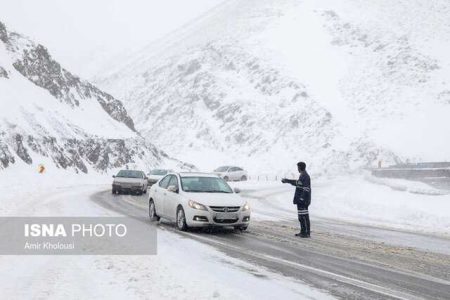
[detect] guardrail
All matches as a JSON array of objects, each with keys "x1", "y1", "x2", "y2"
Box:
[
  {"x1": 247, "y1": 174, "x2": 297, "y2": 181},
  {"x1": 371, "y1": 167, "x2": 450, "y2": 179}
]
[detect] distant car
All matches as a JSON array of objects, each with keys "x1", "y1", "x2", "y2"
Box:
[
  {"x1": 213, "y1": 166, "x2": 248, "y2": 181},
  {"x1": 147, "y1": 169, "x2": 172, "y2": 186},
  {"x1": 148, "y1": 173, "x2": 251, "y2": 231},
  {"x1": 112, "y1": 170, "x2": 148, "y2": 195}
]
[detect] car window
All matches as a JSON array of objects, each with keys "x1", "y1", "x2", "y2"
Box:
[
  {"x1": 168, "y1": 175, "x2": 179, "y2": 189},
  {"x1": 116, "y1": 170, "x2": 143, "y2": 178},
  {"x1": 150, "y1": 169, "x2": 168, "y2": 175},
  {"x1": 214, "y1": 166, "x2": 229, "y2": 172},
  {"x1": 236, "y1": 167, "x2": 243, "y2": 171},
  {"x1": 229, "y1": 167, "x2": 238, "y2": 172},
  {"x1": 180, "y1": 176, "x2": 233, "y2": 193},
  {"x1": 159, "y1": 175, "x2": 171, "y2": 189}
]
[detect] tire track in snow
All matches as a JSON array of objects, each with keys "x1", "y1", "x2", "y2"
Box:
[{"x1": 91, "y1": 189, "x2": 450, "y2": 300}]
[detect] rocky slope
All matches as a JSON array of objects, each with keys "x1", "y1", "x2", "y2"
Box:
[
  {"x1": 97, "y1": 0, "x2": 450, "y2": 174},
  {"x1": 0, "y1": 21, "x2": 183, "y2": 173}
]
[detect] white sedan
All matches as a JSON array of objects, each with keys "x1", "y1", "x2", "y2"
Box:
[
  {"x1": 213, "y1": 166, "x2": 248, "y2": 181},
  {"x1": 146, "y1": 169, "x2": 173, "y2": 186},
  {"x1": 148, "y1": 173, "x2": 251, "y2": 231},
  {"x1": 112, "y1": 170, "x2": 148, "y2": 195}
]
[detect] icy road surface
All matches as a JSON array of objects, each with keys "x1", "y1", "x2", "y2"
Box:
[
  {"x1": 92, "y1": 187, "x2": 450, "y2": 300},
  {"x1": 0, "y1": 183, "x2": 331, "y2": 300}
]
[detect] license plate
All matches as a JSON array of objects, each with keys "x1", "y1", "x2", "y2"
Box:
[{"x1": 215, "y1": 212, "x2": 237, "y2": 220}]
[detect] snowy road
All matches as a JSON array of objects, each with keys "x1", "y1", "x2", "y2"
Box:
[{"x1": 91, "y1": 187, "x2": 450, "y2": 300}]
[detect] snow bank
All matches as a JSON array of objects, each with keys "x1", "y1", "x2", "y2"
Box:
[
  {"x1": 0, "y1": 167, "x2": 334, "y2": 299},
  {"x1": 234, "y1": 175, "x2": 450, "y2": 236},
  {"x1": 97, "y1": 0, "x2": 450, "y2": 175}
]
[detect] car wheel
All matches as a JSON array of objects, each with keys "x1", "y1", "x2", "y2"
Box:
[
  {"x1": 149, "y1": 200, "x2": 160, "y2": 222},
  {"x1": 241, "y1": 175, "x2": 247, "y2": 181},
  {"x1": 176, "y1": 207, "x2": 188, "y2": 231},
  {"x1": 143, "y1": 188, "x2": 147, "y2": 194},
  {"x1": 112, "y1": 189, "x2": 116, "y2": 194},
  {"x1": 223, "y1": 176, "x2": 229, "y2": 181}
]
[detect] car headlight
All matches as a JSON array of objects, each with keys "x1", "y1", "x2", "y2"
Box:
[
  {"x1": 242, "y1": 202, "x2": 250, "y2": 211},
  {"x1": 188, "y1": 200, "x2": 207, "y2": 211}
]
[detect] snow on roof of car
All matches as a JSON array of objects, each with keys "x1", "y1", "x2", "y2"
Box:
[{"x1": 178, "y1": 172, "x2": 219, "y2": 177}]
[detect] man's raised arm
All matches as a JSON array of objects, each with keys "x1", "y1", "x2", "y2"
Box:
[{"x1": 281, "y1": 178, "x2": 297, "y2": 186}]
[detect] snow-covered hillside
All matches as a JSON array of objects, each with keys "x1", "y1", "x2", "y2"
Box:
[
  {"x1": 0, "y1": 21, "x2": 180, "y2": 173},
  {"x1": 97, "y1": 0, "x2": 450, "y2": 174}
]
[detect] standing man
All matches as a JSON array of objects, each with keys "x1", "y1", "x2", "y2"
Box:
[{"x1": 282, "y1": 162, "x2": 311, "y2": 238}]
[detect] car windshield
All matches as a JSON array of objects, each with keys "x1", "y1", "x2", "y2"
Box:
[
  {"x1": 181, "y1": 176, "x2": 233, "y2": 193},
  {"x1": 214, "y1": 166, "x2": 229, "y2": 172},
  {"x1": 150, "y1": 169, "x2": 168, "y2": 175},
  {"x1": 116, "y1": 170, "x2": 142, "y2": 178}
]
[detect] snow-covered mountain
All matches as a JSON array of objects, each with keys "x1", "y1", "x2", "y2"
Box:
[
  {"x1": 0, "y1": 21, "x2": 182, "y2": 173},
  {"x1": 97, "y1": 0, "x2": 450, "y2": 174}
]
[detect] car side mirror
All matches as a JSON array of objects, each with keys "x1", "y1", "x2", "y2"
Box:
[
  {"x1": 112, "y1": 175, "x2": 116, "y2": 178},
  {"x1": 144, "y1": 176, "x2": 148, "y2": 180},
  {"x1": 167, "y1": 185, "x2": 178, "y2": 193},
  {"x1": 234, "y1": 187, "x2": 241, "y2": 194}
]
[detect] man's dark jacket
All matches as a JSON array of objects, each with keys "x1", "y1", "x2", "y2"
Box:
[{"x1": 286, "y1": 171, "x2": 311, "y2": 207}]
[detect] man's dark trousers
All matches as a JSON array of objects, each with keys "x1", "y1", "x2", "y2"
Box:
[{"x1": 297, "y1": 204, "x2": 310, "y2": 236}]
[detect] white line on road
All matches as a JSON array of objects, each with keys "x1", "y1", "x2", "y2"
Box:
[
  {"x1": 115, "y1": 193, "x2": 448, "y2": 300},
  {"x1": 177, "y1": 231, "x2": 427, "y2": 300}
]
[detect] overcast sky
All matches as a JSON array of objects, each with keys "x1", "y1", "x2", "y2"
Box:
[{"x1": 0, "y1": 0, "x2": 224, "y2": 77}]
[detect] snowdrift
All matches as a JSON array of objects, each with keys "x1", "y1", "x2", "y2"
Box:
[{"x1": 97, "y1": 0, "x2": 450, "y2": 174}]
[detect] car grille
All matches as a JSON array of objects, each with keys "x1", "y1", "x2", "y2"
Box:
[
  {"x1": 118, "y1": 183, "x2": 140, "y2": 188},
  {"x1": 213, "y1": 218, "x2": 239, "y2": 224},
  {"x1": 209, "y1": 206, "x2": 240, "y2": 212}
]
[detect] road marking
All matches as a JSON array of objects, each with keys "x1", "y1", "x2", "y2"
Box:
[
  {"x1": 178, "y1": 231, "x2": 427, "y2": 300},
  {"x1": 112, "y1": 193, "x2": 448, "y2": 299}
]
